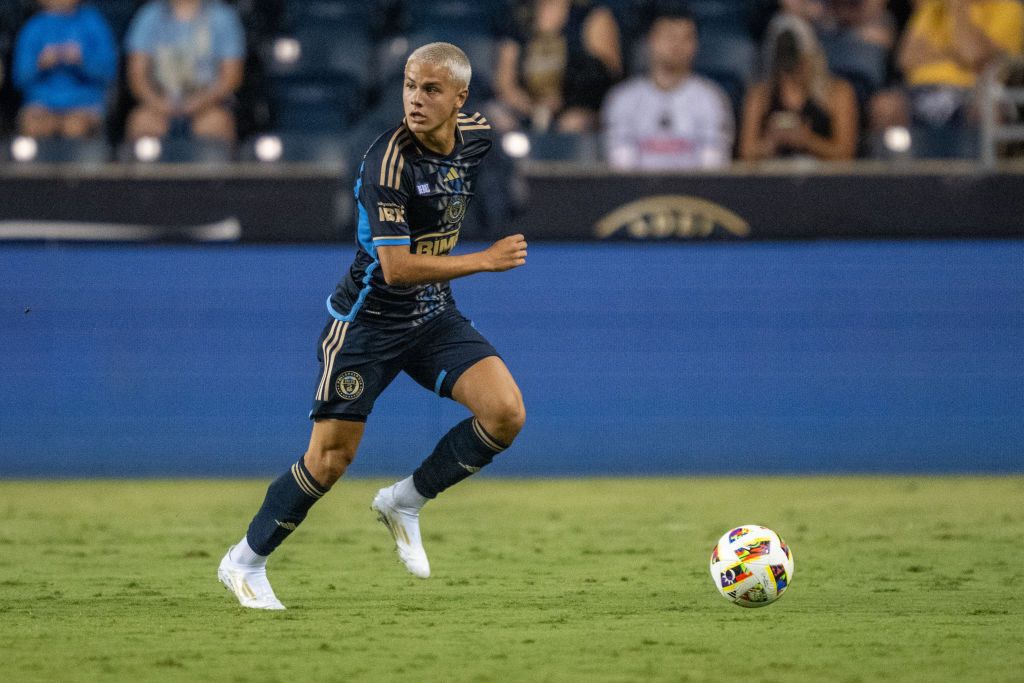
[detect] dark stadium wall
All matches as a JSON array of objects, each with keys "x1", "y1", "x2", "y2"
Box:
[
  {"x1": 2, "y1": 169, "x2": 1024, "y2": 242},
  {"x1": 1, "y1": 241, "x2": 1022, "y2": 477}
]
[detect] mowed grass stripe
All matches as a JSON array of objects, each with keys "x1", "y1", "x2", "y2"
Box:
[{"x1": 1, "y1": 477, "x2": 1022, "y2": 682}]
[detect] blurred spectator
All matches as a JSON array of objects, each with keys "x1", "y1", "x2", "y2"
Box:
[
  {"x1": 739, "y1": 15, "x2": 858, "y2": 160},
  {"x1": 873, "y1": 0, "x2": 1024, "y2": 130},
  {"x1": 602, "y1": 6, "x2": 734, "y2": 170},
  {"x1": 124, "y1": 0, "x2": 245, "y2": 142},
  {"x1": 492, "y1": 0, "x2": 622, "y2": 133},
  {"x1": 781, "y1": 0, "x2": 895, "y2": 50},
  {"x1": 12, "y1": 0, "x2": 117, "y2": 139}
]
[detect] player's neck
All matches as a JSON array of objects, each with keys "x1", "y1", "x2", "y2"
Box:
[{"x1": 414, "y1": 120, "x2": 458, "y2": 156}]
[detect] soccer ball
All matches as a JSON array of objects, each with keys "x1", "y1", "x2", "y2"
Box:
[{"x1": 709, "y1": 525, "x2": 794, "y2": 608}]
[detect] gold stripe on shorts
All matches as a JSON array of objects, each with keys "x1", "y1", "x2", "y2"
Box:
[
  {"x1": 319, "y1": 321, "x2": 350, "y2": 401},
  {"x1": 316, "y1": 320, "x2": 344, "y2": 401}
]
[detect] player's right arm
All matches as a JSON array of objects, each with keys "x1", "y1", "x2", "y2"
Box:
[
  {"x1": 378, "y1": 235, "x2": 527, "y2": 287},
  {"x1": 360, "y1": 127, "x2": 526, "y2": 287}
]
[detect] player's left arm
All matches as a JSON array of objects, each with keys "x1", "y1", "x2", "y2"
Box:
[{"x1": 377, "y1": 234, "x2": 527, "y2": 287}]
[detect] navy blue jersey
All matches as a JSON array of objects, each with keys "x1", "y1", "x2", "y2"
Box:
[{"x1": 328, "y1": 112, "x2": 494, "y2": 329}]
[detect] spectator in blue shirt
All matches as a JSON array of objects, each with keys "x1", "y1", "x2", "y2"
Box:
[
  {"x1": 124, "y1": 0, "x2": 245, "y2": 143},
  {"x1": 13, "y1": 0, "x2": 118, "y2": 139}
]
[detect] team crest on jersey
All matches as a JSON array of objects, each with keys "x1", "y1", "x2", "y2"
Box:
[
  {"x1": 444, "y1": 195, "x2": 467, "y2": 225},
  {"x1": 335, "y1": 371, "x2": 364, "y2": 400}
]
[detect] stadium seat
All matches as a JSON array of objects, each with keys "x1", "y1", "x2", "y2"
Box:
[
  {"x1": 118, "y1": 136, "x2": 234, "y2": 164},
  {"x1": 9, "y1": 137, "x2": 112, "y2": 164},
  {"x1": 687, "y1": 0, "x2": 749, "y2": 33},
  {"x1": 908, "y1": 126, "x2": 979, "y2": 160},
  {"x1": 693, "y1": 30, "x2": 756, "y2": 117},
  {"x1": 820, "y1": 32, "x2": 886, "y2": 111},
  {"x1": 239, "y1": 131, "x2": 349, "y2": 166},
  {"x1": 268, "y1": 73, "x2": 363, "y2": 133},
  {"x1": 868, "y1": 126, "x2": 980, "y2": 160},
  {"x1": 527, "y1": 132, "x2": 600, "y2": 162},
  {"x1": 265, "y1": 27, "x2": 373, "y2": 87},
  {"x1": 91, "y1": 0, "x2": 141, "y2": 39},
  {"x1": 282, "y1": 0, "x2": 372, "y2": 32},
  {"x1": 403, "y1": 1, "x2": 502, "y2": 35}
]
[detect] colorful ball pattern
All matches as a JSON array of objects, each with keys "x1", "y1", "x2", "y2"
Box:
[{"x1": 710, "y1": 525, "x2": 794, "y2": 608}]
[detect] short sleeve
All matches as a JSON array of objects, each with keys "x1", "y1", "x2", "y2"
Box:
[
  {"x1": 124, "y1": 2, "x2": 160, "y2": 55},
  {"x1": 357, "y1": 166, "x2": 411, "y2": 248},
  {"x1": 212, "y1": 5, "x2": 246, "y2": 61}
]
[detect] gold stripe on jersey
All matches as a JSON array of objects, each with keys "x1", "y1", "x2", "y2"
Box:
[
  {"x1": 458, "y1": 113, "x2": 490, "y2": 130},
  {"x1": 391, "y1": 136, "x2": 409, "y2": 189},
  {"x1": 413, "y1": 230, "x2": 458, "y2": 241},
  {"x1": 378, "y1": 128, "x2": 404, "y2": 189},
  {"x1": 383, "y1": 132, "x2": 412, "y2": 189}
]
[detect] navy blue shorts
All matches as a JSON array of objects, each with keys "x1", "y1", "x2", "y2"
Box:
[{"x1": 309, "y1": 308, "x2": 499, "y2": 422}]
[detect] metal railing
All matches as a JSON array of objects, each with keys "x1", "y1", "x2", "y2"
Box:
[{"x1": 980, "y1": 56, "x2": 1024, "y2": 169}]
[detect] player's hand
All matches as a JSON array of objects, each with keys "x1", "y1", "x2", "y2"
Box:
[{"x1": 484, "y1": 234, "x2": 527, "y2": 272}]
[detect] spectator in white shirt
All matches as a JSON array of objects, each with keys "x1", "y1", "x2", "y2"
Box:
[{"x1": 602, "y1": 6, "x2": 734, "y2": 170}]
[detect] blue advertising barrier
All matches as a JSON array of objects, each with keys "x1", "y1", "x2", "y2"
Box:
[{"x1": 1, "y1": 241, "x2": 1022, "y2": 477}]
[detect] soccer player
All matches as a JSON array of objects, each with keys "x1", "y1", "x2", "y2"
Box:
[{"x1": 217, "y1": 42, "x2": 528, "y2": 610}]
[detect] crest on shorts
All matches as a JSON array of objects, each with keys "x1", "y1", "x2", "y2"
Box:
[
  {"x1": 444, "y1": 195, "x2": 467, "y2": 225},
  {"x1": 335, "y1": 370, "x2": 364, "y2": 400}
]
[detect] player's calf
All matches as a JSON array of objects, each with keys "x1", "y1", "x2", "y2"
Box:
[
  {"x1": 413, "y1": 416, "x2": 510, "y2": 499},
  {"x1": 244, "y1": 456, "x2": 330, "y2": 557}
]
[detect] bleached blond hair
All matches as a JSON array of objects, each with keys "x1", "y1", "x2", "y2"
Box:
[{"x1": 406, "y1": 42, "x2": 472, "y2": 89}]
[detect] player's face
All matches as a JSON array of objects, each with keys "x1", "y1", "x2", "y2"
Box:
[
  {"x1": 649, "y1": 18, "x2": 698, "y2": 73},
  {"x1": 403, "y1": 61, "x2": 468, "y2": 136}
]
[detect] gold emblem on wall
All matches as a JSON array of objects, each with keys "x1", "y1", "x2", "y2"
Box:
[{"x1": 594, "y1": 195, "x2": 750, "y2": 239}]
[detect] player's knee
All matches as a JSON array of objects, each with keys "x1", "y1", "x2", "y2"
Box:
[
  {"x1": 485, "y1": 396, "x2": 526, "y2": 444},
  {"x1": 305, "y1": 444, "x2": 356, "y2": 486}
]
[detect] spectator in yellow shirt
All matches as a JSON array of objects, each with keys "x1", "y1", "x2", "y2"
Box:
[{"x1": 873, "y1": 0, "x2": 1023, "y2": 129}]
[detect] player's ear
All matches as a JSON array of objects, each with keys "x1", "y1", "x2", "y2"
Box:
[{"x1": 455, "y1": 87, "x2": 469, "y2": 109}]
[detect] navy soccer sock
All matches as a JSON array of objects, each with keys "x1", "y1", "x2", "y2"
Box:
[
  {"x1": 245, "y1": 457, "x2": 328, "y2": 556},
  {"x1": 412, "y1": 417, "x2": 508, "y2": 499}
]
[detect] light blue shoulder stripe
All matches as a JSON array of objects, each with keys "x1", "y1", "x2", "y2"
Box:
[
  {"x1": 433, "y1": 369, "x2": 448, "y2": 395},
  {"x1": 374, "y1": 236, "x2": 411, "y2": 246}
]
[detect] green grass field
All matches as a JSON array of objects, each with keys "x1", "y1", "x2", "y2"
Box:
[{"x1": 2, "y1": 477, "x2": 1022, "y2": 682}]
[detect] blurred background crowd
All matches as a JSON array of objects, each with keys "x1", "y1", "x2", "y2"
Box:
[{"x1": 0, "y1": 0, "x2": 1021, "y2": 166}]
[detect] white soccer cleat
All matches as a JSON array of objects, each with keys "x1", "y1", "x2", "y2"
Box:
[
  {"x1": 372, "y1": 485, "x2": 431, "y2": 579},
  {"x1": 217, "y1": 548, "x2": 286, "y2": 610}
]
